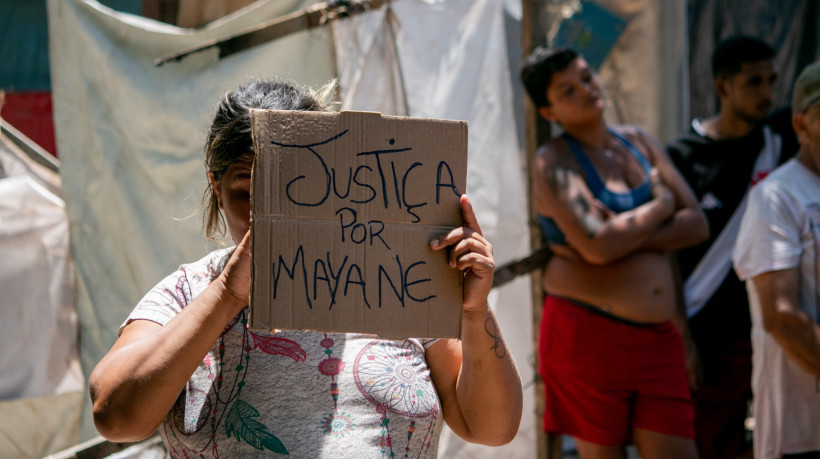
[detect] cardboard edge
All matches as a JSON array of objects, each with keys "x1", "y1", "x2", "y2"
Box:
[
  {"x1": 249, "y1": 109, "x2": 265, "y2": 330},
  {"x1": 248, "y1": 109, "x2": 468, "y2": 339}
]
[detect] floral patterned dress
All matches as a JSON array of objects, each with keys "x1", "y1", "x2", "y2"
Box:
[{"x1": 124, "y1": 248, "x2": 443, "y2": 458}]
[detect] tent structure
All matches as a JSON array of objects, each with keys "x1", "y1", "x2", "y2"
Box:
[
  {"x1": 0, "y1": 118, "x2": 83, "y2": 457},
  {"x1": 2, "y1": 0, "x2": 816, "y2": 457}
]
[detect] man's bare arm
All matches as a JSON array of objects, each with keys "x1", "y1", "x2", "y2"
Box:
[{"x1": 752, "y1": 269, "x2": 820, "y2": 379}]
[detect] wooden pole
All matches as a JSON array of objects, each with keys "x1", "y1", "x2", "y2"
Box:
[{"x1": 521, "y1": 1, "x2": 561, "y2": 457}]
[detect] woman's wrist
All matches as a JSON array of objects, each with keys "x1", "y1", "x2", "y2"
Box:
[
  {"x1": 461, "y1": 301, "x2": 492, "y2": 323},
  {"x1": 210, "y1": 276, "x2": 250, "y2": 319}
]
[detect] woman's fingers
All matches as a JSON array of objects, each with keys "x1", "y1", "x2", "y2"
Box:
[
  {"x1": 425, "y1": 194, "x2": 495, "y2": 311},
  {"x1": 428, "y1": 195, "x2": 493, "y2": 275},
  {"x1": 447, "y1": 235, "x2": 493, "y2": 270},
  {"x1": 433, "y1": 226, "x2": 489, "y2": 250},
  {"x1": 430, "y1": 195, "x2": 489, "y2": 252},
  {"x1": 222, "y1": 230, "x2": 252, "y2": 305},
  {"x1": 460, "y1": 194, "x2": 483, "y2": 236}
]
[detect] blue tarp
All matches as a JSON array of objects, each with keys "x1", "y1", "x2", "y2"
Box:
[{"x1": 0, "y1": 0, "x2": 139, "y2": 92}]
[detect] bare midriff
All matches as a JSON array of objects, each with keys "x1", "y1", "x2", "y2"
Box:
[{"x1": 543, "y1": 246, "x2": 676, "y2": 324}]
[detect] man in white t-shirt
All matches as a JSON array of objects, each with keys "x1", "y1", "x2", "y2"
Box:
[{"x1": 733, "y1": 61, "x2": 820, "y2": 459}]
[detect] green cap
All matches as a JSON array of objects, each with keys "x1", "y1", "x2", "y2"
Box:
[{"x1": 792, "y1": 61, "x2": 820, "y2": 113}]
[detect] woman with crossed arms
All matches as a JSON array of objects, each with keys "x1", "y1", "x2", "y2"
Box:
[{"x1": 521, "y1": 47, "x2": 708, "y2": 458}]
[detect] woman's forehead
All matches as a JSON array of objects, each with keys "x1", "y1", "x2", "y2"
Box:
[
  {"x1": 550, "y1": 58, "x2": 588, "y2": 84},
  {"x1": 232, "y1": 154, "x2": 255, "y2": 167},
  {"x1": 226, "y1": 157, "x2": 254, "y2": 173}
]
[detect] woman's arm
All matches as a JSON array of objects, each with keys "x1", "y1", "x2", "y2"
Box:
[
  {"x1": 89, "y1": 232, "x2": 252, "y2": 441},
  {"x1": 426, "y1": 195, "x2": 523, "y2": 446},
  {"x1": 534, "y1": 142, "x2": 676, "y2": 265},
  {"x1": 630, "y1": 128, "x2": 709, "y2": 250}
]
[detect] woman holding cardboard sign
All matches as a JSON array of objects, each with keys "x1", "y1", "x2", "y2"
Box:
[
  {"x1": 89, "y1": 79, "x2": 522, "y2": 457},
  {"x1": 520, "y1": 47, "x2": 708, "y2": 458}
]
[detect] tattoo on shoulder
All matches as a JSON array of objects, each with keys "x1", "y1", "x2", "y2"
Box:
[
  {"x1": 570, "y1": 196, "x2": 603, "y2": 239},
  {"x1": 484, "y1": 316, "x2": 506, "y2": 359},
  {"x1": 542, "y1": 154, "x2": 580, "y2": 197},
  {"x1": 542, "y1": 150, "x2": 603, "y2": 239}
]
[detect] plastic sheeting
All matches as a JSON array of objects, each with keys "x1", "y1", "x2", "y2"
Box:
[
  {"x1": 0, "y1": 390, "x2": 83, "y2": 457},
  {"x1": 0, "y1": 127, "x2": 83, "y2": 456},
  {"x1": 333, "y1": 1, "x2": 535, "y2": 456},
  {"x1": 0, "y1": 175, "x2": 80, "y2": 399}
]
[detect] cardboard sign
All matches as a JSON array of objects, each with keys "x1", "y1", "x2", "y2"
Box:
[{"x1": 249, "y1": 109, "x2": 467, "y2": 338}]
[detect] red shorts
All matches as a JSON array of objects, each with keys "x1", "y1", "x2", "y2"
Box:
[{"x1": 539, "y1": 295, "x2": 694, "y2": 445}]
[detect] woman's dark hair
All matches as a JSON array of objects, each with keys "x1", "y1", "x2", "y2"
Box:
[
  {"x1": 202, "y1": 79, "x2": 327, "y2": 240},
  {"x1": 520, "y1": 46, "x2": 579, "y2": 108}
]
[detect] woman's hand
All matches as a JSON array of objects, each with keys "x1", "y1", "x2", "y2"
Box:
[
  {"x1": 429, "y1": 194, "x2": 495, "y2": 314},
  {"x1": 649, "y1": 167, "x2": 675, "y2": 216},
  {"x1": 214, "y1": 230, "x2": 252, "y2": 316},
  {"x1": 90, "y1": 232, "x2": 253, "y2": 442},
  {"x1": 425, "y1": 194, "x2": 522, "y2": 446}
]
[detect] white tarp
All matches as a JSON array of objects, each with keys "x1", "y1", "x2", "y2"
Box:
[
  {"x1": 49, "y1": 0, "x2": 534, "y2": 455},
  {"x1": 0, "y1": 175, "x2": 80, "y2": 399},
  {"x1": 0, "y1": 129, "x2": 83, "y2": 456},
  {"x1": 333, "y1": 1, "x2": 535, "y2": 456}
]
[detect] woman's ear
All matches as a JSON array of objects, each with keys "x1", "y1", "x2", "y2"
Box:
[{"x1": 208, "y1": 171, "x2": 223, "y2": 209}]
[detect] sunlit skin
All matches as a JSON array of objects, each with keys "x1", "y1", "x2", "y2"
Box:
[
  {"x1": 209, "y1": 158, "x2": 253, "y2": 245},
  {"x1": 532, "y1": 57, "x2": 707, "y2": 323},
  {"x1": 539, "y1": 57, "x2": 606, "y2": 127}
]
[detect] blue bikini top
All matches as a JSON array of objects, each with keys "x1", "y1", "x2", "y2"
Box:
[{"x1": 538, "y1": 130, "x2": 653, "y2": 246}]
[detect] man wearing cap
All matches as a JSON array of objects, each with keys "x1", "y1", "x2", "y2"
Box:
[{"x1": 733, "y1": 61, "x2": 820, "y2": 459}]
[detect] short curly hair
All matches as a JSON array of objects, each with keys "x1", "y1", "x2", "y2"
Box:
[{"x1": 520, "y1": 46, "x2": 579, "y2": 108}]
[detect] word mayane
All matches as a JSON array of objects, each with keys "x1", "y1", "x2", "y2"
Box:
[{"x1": 272, "y1": 246, "x2": 435, "y2": 311}]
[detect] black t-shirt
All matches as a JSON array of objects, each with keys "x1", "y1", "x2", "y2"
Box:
[{"x1": 666, "y1": 108, "x2": 798, "y2": 341}]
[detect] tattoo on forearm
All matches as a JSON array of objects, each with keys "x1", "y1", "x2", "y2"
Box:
[{"x1": 484, "y1": 316, "x2": 506, "y2": 359}]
